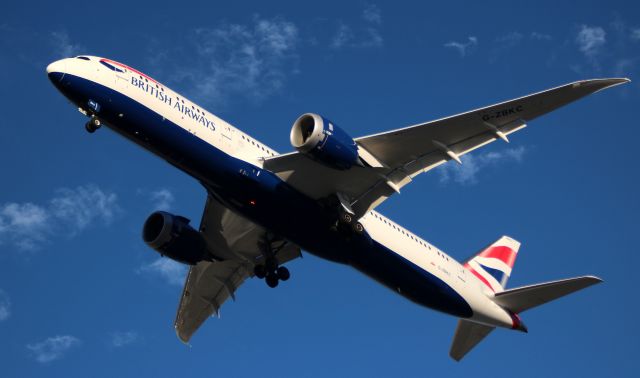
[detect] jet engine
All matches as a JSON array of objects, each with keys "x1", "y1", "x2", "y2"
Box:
[
  {"x1": 142, "y1": 211, "x2": 208, "y2": 265},
  {"x1": 290, "y1": 113, "x2": 360, "y2": 170}
]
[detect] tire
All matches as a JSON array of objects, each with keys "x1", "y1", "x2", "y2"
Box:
[
  {"x1": 92, "y1": 118, "x2": 101, "y2": 127},
  {"x1": 276, "y1": 266, "x2": 290, "y2": 281},
  {"x1": 340, "y1": 212, "x2": 353, "y2": 224},
  {"x1": 353, "y1": 222, "x2": 364, "y2": 234},
  {"x1": 266, "y1": 274, "x2": 279, "y2": 288},
  {"x1": 85, "y1": 121, "x2": 96, "y2": 133},
  {"x1": 254, "y1": 265, "x2": 267, "y2": 279}
]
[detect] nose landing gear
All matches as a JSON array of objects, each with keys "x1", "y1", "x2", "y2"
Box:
[{"x1": 85, "y1": 117, "x2": 101, "y2": 133}]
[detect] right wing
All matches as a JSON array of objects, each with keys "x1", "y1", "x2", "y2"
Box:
[
  {"x1": 174, "y1": 195, "x2": 301, "y2": 343},
  {"x1": 264, "y1": 78, "x2": 629, "y2": 217}
]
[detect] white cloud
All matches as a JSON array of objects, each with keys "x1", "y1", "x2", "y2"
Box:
[
  {"x1": 576, "y1": 25, "x2": 606, "y2": 58},
  {"x1": 50, "y1": 186, "x2": 118, "y2": 232},
  {"x1": 444, "y1": 36, "x2": 478, "y2": 57},
  {"x1": 614, "y1": 58, "x2": 635, "y2": 76},
  {"x1": 110, "y1": 331, "x2": 138, "y2": 347},
  {"x1": 149, "y1": 189, "x2": 174, "y2": 210},
  {"x1": 0, "y1": 203, "x2": 48, "y2": 250},
  {"x1": 530, "y1": 32, "x2": 552, "y2": 41},
  {"x1": 0, "y1": 289, "x2": 10, "y2": 321},
  {"x1": 438, "y1": 146, "x2": 526, "y2": 185},
  {"x1": 631, "y1": 28, "x2": 640, "y2": 41},
  {"x1": 362, "y1": 28, "x2": 383, "y2": 48},
  {"x1": 496, "y1": 31, "x2": 524, "y2": 47},
  {"x1": 330, "y1": 4, "x2": 383, "y2": 50},
  {"x1": 138, "y1": 258, "x2": 187, "y2": 286},
  {"x1": 330, "y1": 23, "x2": 383, "y2": 49},
  {"x1": 331, "y1": 24, "x2": 354, "y2": 49},
  {"x1": 164, "y1": 16, "x2": 298, "y2": 106},
  {"x1": 0, "y1": 184, "x2": 119, "y2": 251},
  {"x1": 50, "y1": 31, "x2": 83, "y2": 58},
  {"x1": 362, "y1": 4, "x2": 382, "y2": 24},
  {"x1": 27, "y1": 335, "x2": 81, "y2": 363}
]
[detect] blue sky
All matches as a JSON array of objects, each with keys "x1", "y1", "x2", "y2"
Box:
[{"x1": 1, "y1": 0, "x2": 639, "y2": 376}]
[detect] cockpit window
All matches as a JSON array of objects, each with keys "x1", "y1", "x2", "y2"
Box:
[
  {"x1": 76, "y1": 56, "x2": 90, "y2": 61},
  {"x1": 100, "y1": 60, "x2": 124, "y2": 73}
]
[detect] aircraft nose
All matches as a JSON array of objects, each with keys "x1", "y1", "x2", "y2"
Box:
[{"x1": 46, "y1": 59, "x2": 66, "y2": 83}]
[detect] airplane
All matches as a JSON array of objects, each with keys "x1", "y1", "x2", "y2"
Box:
[{"x1": 46, "y1": 55, "x2": 629, "y2": 360}]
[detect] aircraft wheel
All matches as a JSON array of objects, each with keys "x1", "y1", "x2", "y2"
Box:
[
  {"x1": 340, "y1": 212, "x2": 353, "y2": 225},
  {"x1": 266, "y1": 273, "x2": 279, "y2": 288},
  {"x1": 353, "y1": 222, "x2": 364, "y2": 234},
  {"x1": 85, "y1": 117, "x2": 101, "y2": 133},
  {"x1": 277, "y1": 266, "x2": 290, "y2": 281},
  {"x1": 85, "y1": 121, "x2": 97, "y2": 133},
  {"x1": 254, "y1": 265, "x2": 267, "y2": 279}
]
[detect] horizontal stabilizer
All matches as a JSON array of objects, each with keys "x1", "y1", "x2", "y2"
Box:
[
  {"x1": 492, "y1": 276, "x2": 603, "y2": 313},
  {"x1": 450, "y1": 319, "x2": 495, "y2": 361}
]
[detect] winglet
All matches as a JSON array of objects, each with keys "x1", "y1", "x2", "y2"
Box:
[{"x1": 574, "y1": 77, "x2": 631, "y2": 93}]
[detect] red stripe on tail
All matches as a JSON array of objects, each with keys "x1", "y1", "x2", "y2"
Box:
[
  {"x1": 478, "y1": 246, "x2": 517, "y2": 268},
  {"x1": 464, "y1": 263, "x2": 496, "y2": 292}
]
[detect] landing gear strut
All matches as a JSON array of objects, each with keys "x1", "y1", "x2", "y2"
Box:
[
  {"x1": 253, "y1": 236, "x2": 291, "y2": 288},
  {"x1": 254, "y1": 258, "x2": 290, "y2": 288},
  {"x1": 85, "y1": 117, "x2": 101, "y2": 133}
]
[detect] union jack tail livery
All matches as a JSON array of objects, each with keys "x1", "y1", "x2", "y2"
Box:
[{"x1": 464, "y1": 236, "x2": 520, "y2": 293}]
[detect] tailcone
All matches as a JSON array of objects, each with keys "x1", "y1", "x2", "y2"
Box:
[{"x1": 510, "y1": 312, "x2": 528, "y2": 333}]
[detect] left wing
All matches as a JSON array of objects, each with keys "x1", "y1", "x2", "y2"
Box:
[
  {"x1": 264, "y1": 78, "x2": 629, "y2": 217},
  {"x1": 174, "y1": 195, "x2": 301, "y2": 343}
]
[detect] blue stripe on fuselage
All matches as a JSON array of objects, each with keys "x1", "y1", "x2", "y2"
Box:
[{"x1": 49, "y1": 72, "x2": 473, "y2": 319}]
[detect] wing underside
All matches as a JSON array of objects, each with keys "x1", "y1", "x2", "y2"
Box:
[
  {"x1": 264, "y1": 78, "x2": 629, "y2": 217},
  {"x1": 173, "y1": 195, "x2": 301, "y2": 342}
]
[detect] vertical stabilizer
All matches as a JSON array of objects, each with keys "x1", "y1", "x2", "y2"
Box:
[{"x1": 464, "y1": 236, "x2": 520, "y2": 292}]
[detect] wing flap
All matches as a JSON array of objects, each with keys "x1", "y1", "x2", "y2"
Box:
[{"x1": 174, "y1": 260, "x2": 251, "y2": 343}]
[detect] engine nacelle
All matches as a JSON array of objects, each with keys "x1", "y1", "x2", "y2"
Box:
[
  {"x1": 142, "y1": 211, "x2": 208, "y2": 265},
  {"x1": 290, "y1": 113, "x2": 359, "y2": 170}
]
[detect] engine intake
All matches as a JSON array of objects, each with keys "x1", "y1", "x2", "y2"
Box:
[
  {"x1": 142, "y1": 211, "x2": 208, "y2": 265},
  {"x1": 290, "y1": 113, "x2": 359, "y2": 170}
]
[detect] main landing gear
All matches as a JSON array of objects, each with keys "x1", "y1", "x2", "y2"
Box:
[
  {"x1": 338, "y1": 211, "x2": 365, "y2": 235},
  {"x1": 253, "y1": 236, "x2": 291, "y2": 288},
  {"x1": 85, "y1": 116, "x2": 101, "y2": 133},
  {"x1": 254, "y1": 261, "x2": 290, "y2": 288}
]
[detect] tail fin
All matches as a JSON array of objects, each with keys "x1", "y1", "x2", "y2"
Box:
[
  {"x1": 464, "y1": 236, "x2": 521, "y2": 292},
  {"x1": 449, "y1": 276, "x2": 602, "y2": 361}
]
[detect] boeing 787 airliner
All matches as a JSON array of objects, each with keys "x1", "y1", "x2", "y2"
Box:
[{"x1": 46, "y1": 56, "x2": 628, "y2": 360}]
